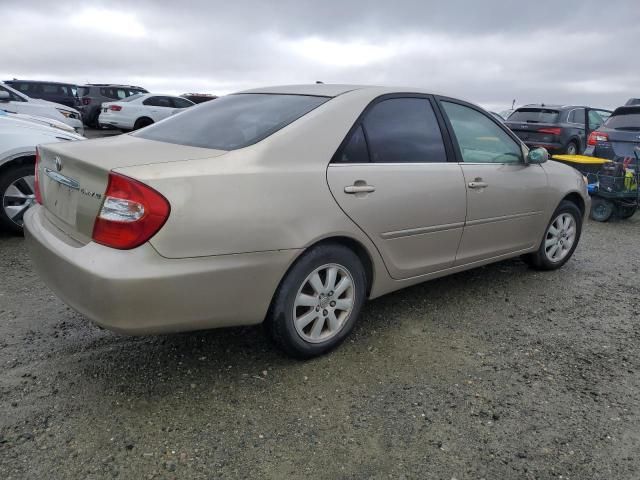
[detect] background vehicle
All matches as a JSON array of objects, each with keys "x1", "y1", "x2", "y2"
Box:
[
  {"x1": 181, "y1": 93, "x2": 217, "y2": 104},
  {"x1": 0, "y1": 110, "x2": 83, "y2": 233},
  {"x1": 5, "y1": 80, "x2": 80, "y2": 109},
  {"x1": 0, "y1": 82, "x2": 83, "y2": 134},
  {"x1": 78, "y1": 84, "x2": 148, "y2": 127},
  {"x1": 505, "y1": 104, "x2": 611, "y2": 155},
  {"x1": 584, "y1": 106, "x2": 640, "y2": 160},
  {"x1": 26, "y1": 84, "x2": 589, "y2": 358},
  {"x1": 98, "y1": 93, "x2": 194, "y2": 131},
  {"x1": 625, "y1": 98, "x2": 640, "y2": 106}
]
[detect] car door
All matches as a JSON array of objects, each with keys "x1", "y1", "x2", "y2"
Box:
[
  {"x1": 142, "y1": 96, "x2": 174, "y2": 121},
  {"x1": 327, "y1": 95, "x2": 467, "y2": 280},
  {"x1": 567, "y1": 108, "x2": 587, "y2": 151},
  {"x1": 438, "y1": 99, "x2": 549, "y2": 265}
]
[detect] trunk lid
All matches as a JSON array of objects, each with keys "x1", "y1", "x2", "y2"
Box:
[{"x1": 37, "y1": 135, "x2": 226, "y2": 243}]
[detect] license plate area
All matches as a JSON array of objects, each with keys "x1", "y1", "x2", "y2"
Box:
[{"x1": 44, "y1": 169, "x2": 79, "y2": 226}]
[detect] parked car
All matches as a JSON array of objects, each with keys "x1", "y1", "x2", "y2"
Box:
[
  {"x1": 0, "y1": 82, "x2": 84, "y2": 135},
  {"x1": 505, "y1": 104, "x2": 612, "y2": 155},
  {"x1": 584, "y1": 105, "x2": 640, "y2": 160},
  {"x1": 25, "y1": 84, "x2": 589, "y2": 358},
  {"x1": 78, "y1": 84, "x2": 148, "y2": 127},
  {"x1": 98, "y1": 93, "x2": 195, "y2": 131},
  {"x1": 181, "y1": 93, "x2": 218, "y2": 104},
  {"x1": 0, "y1": 110, "x2": 84, "y2": 233},
  {"x1": 4, "y1": 80, "x2": 80, "y2": 110},
  {"x1": 490, "y1": 111, "x2": 505, "y2": 122},
  {"x1": 625, "y1": 98, "x2": 640, "y2": 106}
]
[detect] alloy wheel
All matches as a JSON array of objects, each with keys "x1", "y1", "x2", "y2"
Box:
[
  {"x1": 293, "y1": 263, "x2": 355, "y2": 343},
  {"x1": 2, "y1": 175, "x2": 36, "y2": 227},
  {"x1": 544, "y1": 213, "x2": 576, "y2": 263}
]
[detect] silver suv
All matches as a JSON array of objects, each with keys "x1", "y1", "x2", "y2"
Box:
[{"x1": 78, "y1": 84, "x2": 148, "y2": 127}]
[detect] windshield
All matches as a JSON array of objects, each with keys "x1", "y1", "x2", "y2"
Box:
[
  {"x1": 508, "y1": 108, "x2": 560, "y2": 123},
  {"x1": 133, "y1": 93, "x2": 330, "y2": 150},
  {"x1": 604, "y1": 107, "x2": 640, "y2": 130}
]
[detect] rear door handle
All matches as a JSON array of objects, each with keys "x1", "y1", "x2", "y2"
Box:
[
  {"x1": 344, "y1": 185, "x2": 376, "y2": 194},
  {"x1": 468, "y1": 181, "x2": 488, "y2": 189}
]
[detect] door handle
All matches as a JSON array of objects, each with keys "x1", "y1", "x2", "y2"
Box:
[
  {"x1": 344, "y1": 184, "x2": 376, "y2": 194},
  {"x1": 468, "y1": 180, "x2": 488, "y2": 189}
]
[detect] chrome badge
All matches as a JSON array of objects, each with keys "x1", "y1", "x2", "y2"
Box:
[{"x1": 55, "y1": 156, "x2": 62, "y2": 172}]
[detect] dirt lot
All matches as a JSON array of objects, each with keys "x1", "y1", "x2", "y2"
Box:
[{"x1": 1, "y1": 213, "x2": 639, "y2": 479}]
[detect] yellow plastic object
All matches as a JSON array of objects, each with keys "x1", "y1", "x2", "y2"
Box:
[{"x1": 551, "y1": 154, "x2": 612, "y2": 165}]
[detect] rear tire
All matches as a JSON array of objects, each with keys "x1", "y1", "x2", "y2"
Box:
[
  {"x1": 265, "y1": 244, "x2": 367, "y2": 359},
  {"x1": 565, "y1": 141, "x2": 578, "y2": 155},
  {"x1": 522, "y1": 200, "x2": 582, "y2": 271},
  {"x1": 0, "y1": 164, "x2": 36, "y2": 234},
  {"x1": 133, "y1": 117, "x2": 153, "y2": 130},
  {"x1": 590, "y1": 197, "x2": 614, "y2": 222}
]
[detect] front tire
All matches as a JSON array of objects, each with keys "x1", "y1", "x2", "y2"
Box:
[
  {"x1": 522, "y1": 200, "x2": 582, "y2": 271},
  {"x1": 266, "y1": 244, "x2": 367, "y2": 359}
]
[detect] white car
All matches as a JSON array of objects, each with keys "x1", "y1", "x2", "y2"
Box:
[
  {"x1": 0, "y1": 82, "x2": 84, "y2": 135},
  {"x1": 0, "y1": 110, "x2": 84, "y2": 232},
  {"x1": 98, "y1": 93, "x2": 195, "y2": 131}
]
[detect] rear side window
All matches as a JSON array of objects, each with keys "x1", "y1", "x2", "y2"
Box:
[
  {"x1": 143, "y1": 96, "x2": 172, "y2": 107},
  {"x1": 335, "y1": 125, "x2": 370, "y2": 163},
  {"x1": 568, "y1": 108, "x2": 585, "y2": 124},
  {"x1": 604, "y1": 107, "x2": 640, "y2": 130},
  {"x1": 361, "y1": 98, "x2": 447, "y2": 163},
  {"x1": 78, "y1": 86, "x2": 90, "y2": 97},
  {"x1": 508, "y1": 108, "x2": 560, "y2": 123},
  {"x1": 134, "y1": 93, "x2": 329, "y2": 150}
]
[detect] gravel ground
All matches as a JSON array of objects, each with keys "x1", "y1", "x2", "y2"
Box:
[{"x1": 1, "y1": 212, "x2": 639, "y2": 479}]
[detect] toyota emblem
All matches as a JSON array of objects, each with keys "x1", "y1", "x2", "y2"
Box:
[{"x1": 55, "y1": 156, "x2": 62, "y2": 172}]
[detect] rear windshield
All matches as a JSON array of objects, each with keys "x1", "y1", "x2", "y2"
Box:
[
  {"x1": 604, "y1": 107, "x2": 640, "y2": 130},
  {"x1": 508, "y1": 108, "x2": 560, "y2": 123},
  {"x1": 133, "y1": 93, "x2": 330, "y2": 150}
]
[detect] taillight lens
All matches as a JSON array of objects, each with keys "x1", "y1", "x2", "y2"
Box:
[
  {"x1": 109, "y1": 105, "x2": 122, "y2": 111},
  {"x1": 587, "y1": 131, "x2": 609, "y2": 146},
  {"x1": 538, "y1": 127, "x2": 562, "y2": 136},
  {"x1": 34, "y1": 148, "x2": 43, "y2": 204},
  {"x1": 92, "y1": 172, "x2": 170, "y2": 250},
  {"x1": 82, "y1": 97, "x2": 91, "y2": 105}
]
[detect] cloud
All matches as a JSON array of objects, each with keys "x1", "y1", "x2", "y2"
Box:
[{"x1": 1, "y1": 0, "x2": 639, "y2": 110}]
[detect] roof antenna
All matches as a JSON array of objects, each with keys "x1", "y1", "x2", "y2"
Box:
[
  {"x1": 315, "y1": 80, "x2": 324, "y2": 84},
  {"x1": 511, "y1": 99, "x2": 516, "y2": 110}
]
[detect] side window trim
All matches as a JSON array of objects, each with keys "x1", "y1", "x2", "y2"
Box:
[
  {"x1": 567, "y1": 108, "x2": 586, "y2": 126},
  {"x1": 330, "y1": 93, "x2": 454, "y2": 165},
  {"x1": 434, "y1": 95, "x2": 526, "y2": 164}
]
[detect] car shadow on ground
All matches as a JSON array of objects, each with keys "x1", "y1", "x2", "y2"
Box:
[{"x1": 66, "y1": 257, "x2": 537, "y2": 400}]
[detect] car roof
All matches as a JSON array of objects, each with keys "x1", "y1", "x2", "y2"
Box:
[
  {"x1": 5, "y1": 79, "x2": 78, "y2": 87},
  {"x1": 83, "y1": 84, "x2": 147, "y2": 89},
  {"x1": 235, "y1": 84, "x2": 459, "y2": 100}
]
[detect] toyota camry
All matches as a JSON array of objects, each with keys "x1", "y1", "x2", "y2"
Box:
[{"x1": 25, "y1": 84, "x2": 589, "y2": 358}]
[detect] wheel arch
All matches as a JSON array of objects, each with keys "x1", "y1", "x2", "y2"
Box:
[
  {"x1": 134, "y1": 116, "x2": 154, "y2": 129},
  {"x1": 561, "y1": 191, "x2": 586, "y2": 217},
  {"x1": 0, "y1": 152, "x2": 36, "y2": 177}
]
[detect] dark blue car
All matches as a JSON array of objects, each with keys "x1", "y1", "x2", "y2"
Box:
[{"x1": 584, "y1": 106, "x2": 640, "y2": 161}]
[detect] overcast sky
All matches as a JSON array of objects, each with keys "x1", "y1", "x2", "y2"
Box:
[{"x1": 3, "y1": 0, "x2": 639, "y2": 111}]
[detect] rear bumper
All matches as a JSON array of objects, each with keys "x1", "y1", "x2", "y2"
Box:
[
  {"x1": 24, "y1": 206, "x2": 299, "y2": 334},
  {"x1": 98, "y1": 111, "x2": 133, "y2": 130}
]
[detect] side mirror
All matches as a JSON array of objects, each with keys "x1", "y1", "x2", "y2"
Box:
[
  {"x1": 0, "y1": 91, "x2": 10, "y2": 102},
  {"x1": 527, "y1": 147, "x2": 549, "y2": 164}
]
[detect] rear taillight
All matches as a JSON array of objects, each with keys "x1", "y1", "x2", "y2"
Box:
[
  {"x1": 92, "y1": 172, "x2": 170, "y2": 250},
  {"x1": 82, "y1": 97, "x2": 91, "y2": 105},
  {"x1": 587, "y1": 131, "x2": 609, "y2": 146},
  {"x1": 109, "y1": 105, "x2": 122, "y2": 111},
  {"x1": 538, "y1": 127, "x2": 562, "y2": 136},
  {"x1": 34, "y1": 148, "x2": 43, "y2": 204}
]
